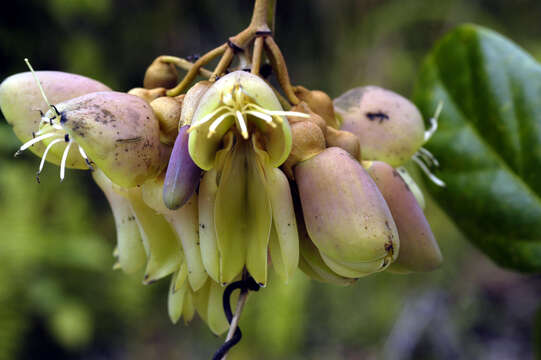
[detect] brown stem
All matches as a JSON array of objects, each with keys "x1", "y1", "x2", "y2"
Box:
[
  {"x1": 267, "y1": 0, "x2": 276, "y2": 35},
  {"x1": 249, "y1": 0, "x2": 271, "y2": 32},
  {"x1": 251, "y1": 36, "x2": 264, "y2": 75},
  {"x1": 264, "y1": 36, "x2": 300, "y2": 105},
  {"x1": 167, "y1": 44, "x2": 227, "y2": 96},
  {"x1": 159, "y1": 56, "x2": 213, "y2": 78},
  {"x1": 210, "y1": 47, "x2": 235, "y2": 81}
]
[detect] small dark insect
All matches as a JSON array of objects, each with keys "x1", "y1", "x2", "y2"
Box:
[{"x1": 365, "y1": 111, "x2": 389, "y2": 123}]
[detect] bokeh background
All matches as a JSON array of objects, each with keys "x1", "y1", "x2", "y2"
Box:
[{"x1": 1, "y1": 0, "x2": 541, "y2": 359}]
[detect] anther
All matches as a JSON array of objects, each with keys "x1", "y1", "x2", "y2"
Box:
[{"x1": 64, "y1": 134, "x2": 70, "y2": 142}]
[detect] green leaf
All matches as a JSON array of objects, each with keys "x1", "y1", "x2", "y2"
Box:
[{"x1": 413, "y1": 24, "x2": 541, "y2": 272}]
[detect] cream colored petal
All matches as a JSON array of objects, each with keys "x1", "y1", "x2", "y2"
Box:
[{"x1": 198, "y1": 169, "x2": 221, "y2": 282}]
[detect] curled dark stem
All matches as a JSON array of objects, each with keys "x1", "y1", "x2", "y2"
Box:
[{"x1": 212, "y1": 274, "x2": 260, "y2": 360}]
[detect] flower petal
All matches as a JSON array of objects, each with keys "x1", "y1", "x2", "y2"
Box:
[
  {"x1": 244, "y1": 146, "x2": 272, "y2": 286},
  {"x1": 164, "y1": 194, "x2": 208, "y2": 292},
  {"x1": 214, "y1": 141, "x2": 248, "y2": 284},
  {"x1": 128, "y1": 187, "x2": 182, "y2": 284},
  {"x1": 198, "y1": 169, "x2": 221, "y2": 282}
]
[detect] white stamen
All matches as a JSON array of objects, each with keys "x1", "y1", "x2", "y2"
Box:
[
  {"x1": 246, "y1": 103, "x2": 309, "y2": 120},
  {"x1": 413, "y1": 155, "x2": 445, "y2": 187},
  {"x1": 38, "y1": 138, "x2": 63, "y2": 173},
  {"x1": 245, "y1": 110, "x2": 275, "y2": 127},
  {"x1": 190, "y1": 107, "x2": 227, "y2": 130},
  {"x1": 236, "y1": 111, "x2": 249, "y2": 139},
  {"x1": 60, "y1": 139, "x2": 73, "y2": 182},
  {"x1": 208, "y1": 112, "x2": 232, "y2": 138},
  {"x1": 418, "y1": 147, "x2": 439, "y2": 167},
  {"x1": 78, "y1": 145, "x2": 88, "y2": 161},
  {"x1": 18, "y1": 132, "x2": 59, "y2": 152},
  {"x1": 424, "y1": 101, "x2": 443, "y2": 142}
]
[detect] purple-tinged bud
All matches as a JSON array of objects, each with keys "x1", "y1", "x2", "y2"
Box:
[
  {"x1": 295, "y1": 147, "x2": 399, "y2": 276},
  {"x1": 163, "y1": 125, "x2": 202, "y2": 210},
  {"x1": 364, "y1": 161, "x2": 442, "y2": 272}
]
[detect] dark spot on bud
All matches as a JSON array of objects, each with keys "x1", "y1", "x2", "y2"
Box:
[
  {"x1": 384, "y1": 241, "x2": 394, "y2": 255},
  {"x1": 60, "y1": 111, "x2": 68, "y2": 124},
  {"x1": 384, "y1": 220, "x2": 390, "y2": 230},
  {"x1": 365, "y1": 111, "x2": 389, "y2": 124}
]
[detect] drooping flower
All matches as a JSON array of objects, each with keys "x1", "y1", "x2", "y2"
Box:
[{"x1": 184, "y1": 70, "x2": 309, "y2": 285}]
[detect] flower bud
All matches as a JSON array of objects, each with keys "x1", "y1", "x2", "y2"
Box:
[
  {"x1": 127, "y1": 87, "x2": 166, "y2": 103},
  {"x1": 334, "y1": 86, "x2": 425, "y2": 167},
  {"x1": 163, "y1": 125, "x2": 202, "y2": 210},
  {"x1": 283, "y1": 120, "x2": 326, "y2": 179},
  {"x1": 0, "y1": 71, "x2": 110, "y2": 165},
  {"x1": 324, "y1": 126, "x2": 361, "y2": 161},
  {"x1": 42, "y1": 91, "x2": 166, "y2": 187},
  {"x1": 364, "y1": 161, "x2": 442, "y2": 272},
  {"x1": 179, "y1": 81, "x2": 211, "y2": 127},
  {"x1": 295, "y1": 147, "x2": 399, "y2": 277},
  {"x1": 288, "y1": 102, "x2": 327, "y2": 135},
  {"x1": 143, "y1": 58, "x2": 178, "y2": 89},
  {"x1": 150, "y1": 95, "x2": 183, "y2": 144},
  {"x1": 294, "y1": 86, "x2": 339, "y2": 128}
]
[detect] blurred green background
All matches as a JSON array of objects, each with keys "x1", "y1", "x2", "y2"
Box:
[{"x1": 1, "y1": 0, "x2": 540, "y2": 359}]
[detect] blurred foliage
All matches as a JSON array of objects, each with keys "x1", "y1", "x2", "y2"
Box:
[
  {"x1": 0, "y1": 0, "x2": 540, "y2": 359},
  {"x1": 414, "y1": 24, "x2": 541, "y2": 272}
]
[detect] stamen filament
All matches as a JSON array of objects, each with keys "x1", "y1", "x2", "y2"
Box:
[
  {"x1": 413, "y1": 155, "x2": 445, "y2": 187},
  {"x1": 24, "y1": 58, "x2": 53, "y2": 109},
  {"x1": 424, "y1": 101, "x2": 443, "y2": 142},
  {"x1": 236, "y1": 111, "x2": 249, "y2": 139},
  {"x1": 244, "y1": 110, "x2": 275, "y2": 127},
  {"x1": 60, "y1": 140, "x2": 73, "y2": 182},
  {"x1": 418, "y1": 147, "x2": 439, "y2": 167},
  {"x1": 208, "y1": 112, "x2": 232, "y2": 138},
  {"x1": 38, "y1": 138, "x2": 63, "y2": 173},
  {"x1": 17, "y1": 132, "x2": 60, "y2": 153},
  {"x1": 190, "y1": 106, "x2": 228, "y2": 131}
]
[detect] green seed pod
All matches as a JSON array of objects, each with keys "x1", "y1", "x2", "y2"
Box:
[
  {"x1": 295, "y1": 147, "x2": 399, "y2": 275},
  {"x1": 364, "y1": 161, "x2": 442, "y2": 273},
  {"x1": 334, "y1": 86, "x2": 425, "y2": 167},
  {"x1": 40, "y1": 91, "x2": 166, "y2": 187},
  {"x1": 0, "y1": 71, "x2": 110, "y2": 166},
  {"x1": 143, "y1": 58, "x2": 178, "y2": 89}
]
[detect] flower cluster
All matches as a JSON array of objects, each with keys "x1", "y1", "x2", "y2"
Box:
[{"x1": 0, "y1": 27, "x2": 443, "y2": 340}]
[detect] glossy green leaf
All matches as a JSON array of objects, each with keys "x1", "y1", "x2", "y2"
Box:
[{"x1": 413, "y1": 24, "x2": 541, "y2": 272}]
